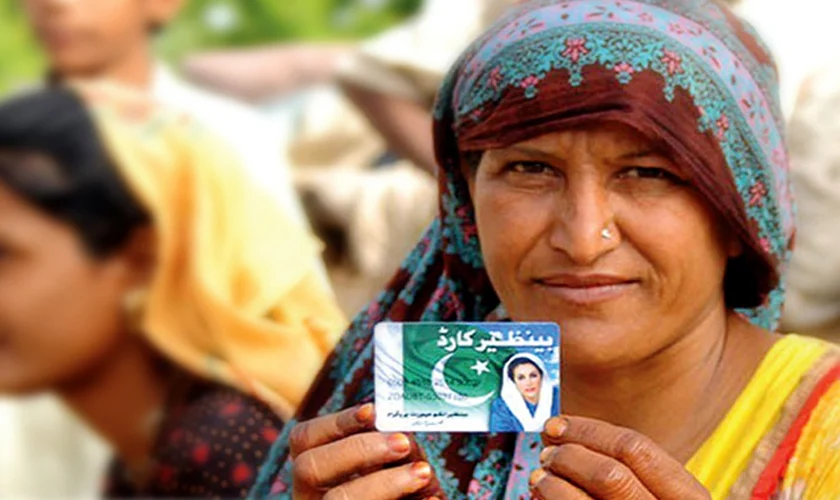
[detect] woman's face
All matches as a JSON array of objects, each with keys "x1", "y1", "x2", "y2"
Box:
[
  {"x1": 0, "y1": 180, "x2": 147, "y2": 394},
  {"x1": 512, "y1": 362, "x2": 542, "y2": 402},
  {"x1": 465, "y1": 123, "x2": 738, "y2": 371}
]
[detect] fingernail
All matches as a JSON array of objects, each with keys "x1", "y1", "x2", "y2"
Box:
[
  {"x1": 388, "y1": 433, "x2": 411, "y2": 453},
  {"x1": 356, "y1": 403, "x2": 374, "y2": 423},
  {"x1": 411, "y1": 461, "x2": 432, "y2": 480},
  {"x1": 539, "y1": 446, "x2": 556, "y2": 465},
  {"x1": 529, "y1": 468, "x2": 547, "y2": 486},
  {"x1": 544, "y1": 417, "x2": 568, "y2": 438}
]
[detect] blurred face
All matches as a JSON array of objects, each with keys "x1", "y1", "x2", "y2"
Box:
[
  {"x1": 465, "y1": 123, "x2": 738, "y2": 372},
  {"x1": 512, "y1": 362, "x2": 542, "y2": 403},
  {"x1": 0, "y1": 180, "x2": 144, "y2": 394},
  {"x1": 24, "y1": 0, "x2": 183, "y2": 76}
]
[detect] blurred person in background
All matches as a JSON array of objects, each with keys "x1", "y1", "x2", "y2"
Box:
[
  {"x1": 0, "y1": 0, "x2": 338, "y2": 495},
  {"x1": 182, "y1": 0, "x2": 517, "y2": 316},
  {"x1": 182, "y1": 43, "x2": 354, "y2": 104},
  {"x1": 334, "y1": 0, "x2": 515, "y2": 176},
  {"x1": 1, "y1": 2, "x2": 333, "y2": 497},
  {"x1": 0, "y1": 82, "x2": 346, "y2": 497},
  {"x1": 780, "y1": 63, "x2": 840, "y2": 342},
  {"x1": 23, "y1": 0, "x2": 314, "y2": 235}
]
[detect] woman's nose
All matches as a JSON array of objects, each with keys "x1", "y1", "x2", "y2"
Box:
[{"x1": 547, "y1": 177, "x2": 619, "y2": 265}]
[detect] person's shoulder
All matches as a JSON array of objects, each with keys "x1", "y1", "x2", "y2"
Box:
[
  {"x1": 160, "y1": 383, "x2": 284, "y2": 458},
  {"x1": 146, "y1": 382, "x2": 284, "y2": 497},
  {"x1": 170, "y1": 381, "x2": 283, "y2": 430}
]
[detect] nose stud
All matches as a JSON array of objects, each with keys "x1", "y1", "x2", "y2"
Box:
[{"x1": 601, "y1": 226, "x2": 613, "y2": 240}]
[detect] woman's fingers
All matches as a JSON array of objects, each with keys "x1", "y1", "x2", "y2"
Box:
[
  {"x1": 542, "y1": 416, "x2": 710, "y2": 499},
  {"x1": 293, "y1": 431, "x2": 413, "y2": 488},
  {"x1": 289, "y1": 404, "x2": 375, "y2": 458},
  {"x1": 288, "y1": 406, "x2": 445, "y2": 499},
  {"x1": 540, "y1": 443, "x2": 655, "y2": 499},
  {"x1": 322, "y1": 462, "x2": 433, "y2": 500},
  {"x1": 529, "y1": 468, "x2": 593, "y2": 500}
]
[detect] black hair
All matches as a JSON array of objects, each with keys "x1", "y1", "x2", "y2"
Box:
[
  {"x1": 507, "y1": 357, "x2": 543, "y2": 382},
  {"x1": 462, "y1": 150, "x2": 483, "y2": 175},
  {"x1": 0, "y1": 88, "x2": 148, "y2": 256}
]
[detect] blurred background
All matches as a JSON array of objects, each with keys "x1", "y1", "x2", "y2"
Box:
[
  {"x1": 0, "y1": 0, "x2": 423, "y2": 93},
  {"x1": 1, "y1": 0, "x2": 840, "y2": 497},
  {"x1": 3, "y1": 0, "x2": 838, "y2": 113}
]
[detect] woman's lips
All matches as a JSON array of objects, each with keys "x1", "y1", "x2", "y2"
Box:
[{"x1": 534, "y1": 274, "x2": 639, "y2": 305}]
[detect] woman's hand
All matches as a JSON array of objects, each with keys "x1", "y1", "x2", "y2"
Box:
[
  {"x1": 530, "y1": 416, "x2": 711, "y2": 500},
  {"x1": 289, "y1": 404, "x2": 441, "y2": 500}
]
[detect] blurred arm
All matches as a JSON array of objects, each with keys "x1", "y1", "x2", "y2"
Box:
[
  {"x1": 330, "y1": 0, "x2": 506, "y2": 176},
  {"x1": 181, "y1": 43, "x2": 353, "y2": 101},
  {"x1": 340, "y1": 80, "x2": 437, "y2": 176}
]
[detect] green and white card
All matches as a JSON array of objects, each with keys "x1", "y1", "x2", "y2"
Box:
[{"x1": 374, "y1": 322, "x2": 560, "y2": 433}]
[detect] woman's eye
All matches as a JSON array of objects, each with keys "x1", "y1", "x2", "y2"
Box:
[{"x1": 506, "y1": 161, "x2": 555, "y2": 175}]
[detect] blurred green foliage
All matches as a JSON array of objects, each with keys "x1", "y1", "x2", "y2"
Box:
[
  {"x1": 157, "y1": 0, "x2": 423, "y2": 58},
  {"x1": 0, "y1": 1, "x2": 47, "y2": 94},
  {"x1": 0, "y1": 0, "x2": 422, "y2": 94}
]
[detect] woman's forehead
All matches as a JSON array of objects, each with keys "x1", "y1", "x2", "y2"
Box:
[{"x1": 487, "y1": 123, "x2": 663, "y2": 158}]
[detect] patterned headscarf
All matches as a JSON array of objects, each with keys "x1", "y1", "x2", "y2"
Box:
[{"x1": 253, "y1": 1, "x2": 792, "y2": 498}]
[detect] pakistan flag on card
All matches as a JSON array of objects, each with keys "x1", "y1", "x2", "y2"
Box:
[{"x1": 374, "y1": 322, "x2": 560, "y2": 433}]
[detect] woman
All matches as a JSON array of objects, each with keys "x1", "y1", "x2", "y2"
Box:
[
  {"x1": 252, "y1": 0, "x2": 840, "y2": 499},
  {"x1": 489, "y1": 353, "x2": 559, "y2": 432},
  {"x1": 0, "y1": 83, "x2": 346, "y2": 497}
]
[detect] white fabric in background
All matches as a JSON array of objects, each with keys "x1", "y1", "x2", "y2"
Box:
[{"x1": 781, "y1": 63, "x2": 840, "y2": 334}]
